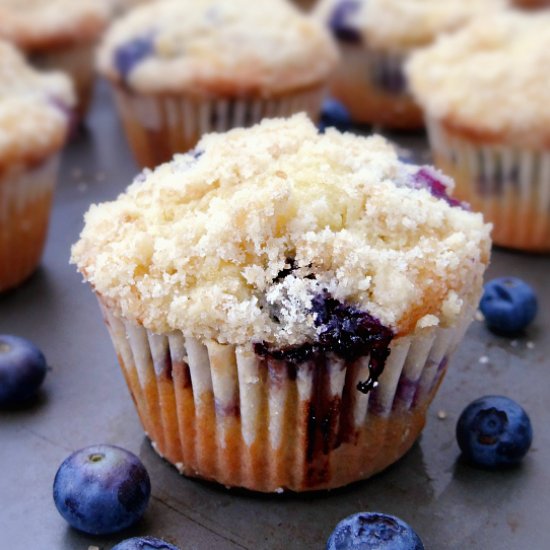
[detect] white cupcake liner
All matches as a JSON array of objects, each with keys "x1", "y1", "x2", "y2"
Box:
[
  {"x1": 112, "y1": 84, "x2": 327, "y2": 168},
  {"x1": 427, "y1": 117, "x2": 550, "y2": 252},
  {"x1": 331, "y1": 42, "x2": 422, "y2": 128},
  {"x1": 0, "y1": 156, "x2": 60, "y2": 292},
  {"x1": 30, "y1": 42, "x2": 96, "y2": 119},
  {"x1": 99, "y1": 296, "x2": 475, "y2": 492}
]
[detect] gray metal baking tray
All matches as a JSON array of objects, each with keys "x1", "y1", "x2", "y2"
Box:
[{"x1": 1, "y1": 82, "x2": 548, "y2": 550}]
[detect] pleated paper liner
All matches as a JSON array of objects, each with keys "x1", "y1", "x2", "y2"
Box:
[
  {"x1": 427, "y1": 118, "x2": 550, "y2": 253},
  {"x1": 111, "y1": 83, "x2": 327, "y2": 168},
  {"x1": 0, "y1": 156, "x2": 60, "y2": 292},
  {"x1": 330, "y1": 42, "x2": 423, "y2": 129},
  {"x1": 99, "y1": 296, "x2": 475, "y2": 492}
]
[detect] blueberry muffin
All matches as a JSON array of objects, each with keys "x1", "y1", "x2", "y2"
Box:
[
  {"x1": 408, "y1": 10, "x2": 550, "y2": 252},
  {"x1": 72, "y1": 114, "x2": 491, "y2": 492},
  {"x1": 316, "y1": 0, "x2": 508, "y2": 129},
  {"x1": 0, "y1": 0, "x2": 109, "y2": 118},
  {"x1": 0, "y1": 41, "x2": 74, "y2": 292},
  {"x1": 96, "y1": 0, "x2": 338, "y2": 168}
]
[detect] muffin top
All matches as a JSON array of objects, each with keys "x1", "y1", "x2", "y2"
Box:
[
  {"x1": 0, "y1": 41, "x2": 75, "y2": 170},
  {"x1": 407, "y1": 11, "x2": 550, "y2": 148},
  {"x1": 72, "y1": 115, "x2": 490, "y2": 347},
  {"x1": 97, "y1": 0, "x2": 338, "y2": 96},
  {"x1": 317, "y1": 0, "x2": 508, "y2": 50},
  {"x1": 0, "y1": 0, "x2": 109, "y2": 51}
]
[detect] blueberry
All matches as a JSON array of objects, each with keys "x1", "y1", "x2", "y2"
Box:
[
  {"x1": 329, "y1": 1, "x2": 362, "y2": 44},
  {"x1": 114, "y1": 34, "x2": 155, "y2": 81},
  {"x1": 319, "y1": 98, "x2": 352, "y2": 132},
  {"x1": 53, "y1": 445, "x2": 151, "y2": 535},
  {"x1": 456, "y1": 396, "x2": 532, "y2": 468},
  {"x1": 412, "y1": 167, "x2": 464, "y2": 208},
  {"x1": 112, "y1": 536, "x2": 181, "y2": 550},
  {"x1": 480, "y1": 277, "x2": 538, "y2": 335},
  {"x1": 0, "y1": 335, "x2": 47, "y2": 407},
  {"x1": 327, "y1": 512, "x2": 424, "y2": 550}
]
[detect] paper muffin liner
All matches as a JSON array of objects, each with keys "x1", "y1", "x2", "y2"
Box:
[
  {"x1": 30, "y1": 41, "x2": 97, "y2": 120},
  {"x1": 99, "y1": 296, "x2": 475, "y2": 492},
  {"x1": 426, "y1": 118, "x2": 550, "y2": 252},
  {"x1": 111, "y1": 84, "x2": 327, "y2": 168},
  {"x1": 0, "y1": 156, "x2": 60, "y2": 292},
  {"x1": 331, "y1": 42, "x2": 422, "y2": 129}
]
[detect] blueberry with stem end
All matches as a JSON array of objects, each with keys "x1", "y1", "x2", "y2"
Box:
[
  {"x1": 53, "y1": 445, "x2": 151, "y2": 535},
  {"x1": 112, "y1": 537, "x2": 181, "y2": 550},
  {"x1": 327, "y1": 512, "x2": 425, "y2": 549},
  {"x1": 456, "y1": 395, "x2": 532, "y2": 468},
  {"x1": 480, "y1": 277, "x2": 537, "y2": 335},
  {"x1": 0, "y1": 335, "x2": 47, "y2": 407}
]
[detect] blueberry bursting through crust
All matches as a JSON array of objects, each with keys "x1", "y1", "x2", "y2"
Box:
[{"x1": 255, "y1": 288, "x2": 394, "y2": 395}]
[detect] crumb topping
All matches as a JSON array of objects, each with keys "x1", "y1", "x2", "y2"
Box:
[
  {"x1": 0, "y1": 0, "x2": 108, "y2": 50},
  {"x1": 317, "y1": 0, "x2": 508, "y2": 50},
  {"x1": 0, "y1": 41, "x2": 75, "y2": 168},
  {"x1": 97, "y1": 0, "x2": 338, "y2": 96},
  {"x1": 407, "y1": 11, "x2": 550, "y2": 147},
  {"x1": 71, "y1": 114, "x2": 491, "y2": 345}
]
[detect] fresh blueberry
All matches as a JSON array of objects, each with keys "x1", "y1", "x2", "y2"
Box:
[
  {"x1": 480, "y1": 277, "x2": 538, "y2": 335},
  {"x1": 0, "y1": 335, "x2": 47, "y2": 407},
  {"x1": 319, "y1": 98, "x2": 352, "y2": 132},
  {"x1": 114, "y1": 34, "x2": 155, "y2": 81},
  {"x1": 456, "y1": 396, "x2": 533, "y2": 468},
  {"x1": 327, "y1": 512, "x2": 424, "y2": 550},
  {"x1": 53, "y1": 445, "x2": 151, "y2": 535},
  {"x1": 329, "y1": 1, "x2": 362, "y2": 44},
  {"x1": 112, "y1": 536, "x2": 181, "y2": 550}
]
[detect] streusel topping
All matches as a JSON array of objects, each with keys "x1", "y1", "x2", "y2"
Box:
[
  {"x1": 97, "y1": 0, "x2": 338, "y2": 96},
  {"x1": 407, "y1": 11, "x2": 550, "y2": 147},
  {"x1": 0, "y1": 0, "x2": 108, "y2": 50},
  {"x1": 72, "y1": 115, "x2": 491, "y2": 345},
  {"x1": 317, "y1": 0, "x2": 508, "y2": 50},
  {"x1": 0, "y1": 41, "x2": 75, "y2": 168}
]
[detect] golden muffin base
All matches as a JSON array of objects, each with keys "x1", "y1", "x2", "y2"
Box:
[
  {"x1": 111, "y1": 83, "x2": 327, "y2": 168},
  {"x1": 100, "y1": 297, "x2": 474, "y2": 492},
  {"x1": 427, "y1": 118, "x2": 550, "y2": 253},
  {"x1": 0, "y1": 157, "x2": 59, "y2": 293}
]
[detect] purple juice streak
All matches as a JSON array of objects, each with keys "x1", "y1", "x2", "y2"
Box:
[
  {"x1": 255, "y1": 292, "x2": 394, "y2": 396},
  {"x1": 413, "y1": 167, "x2": 466, "y2": 209}
]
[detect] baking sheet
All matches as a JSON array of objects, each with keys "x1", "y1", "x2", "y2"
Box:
[{"x1": 1, "y1": 82, "x2": 548, "y2": 550}]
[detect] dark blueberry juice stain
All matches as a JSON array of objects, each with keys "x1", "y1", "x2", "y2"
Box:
[
  {"x1": 114, "y1": 34, "x2": 155, "y2": 81},
  {"x1": 413, "y1": 167, "x2": 466, "y2": 209},
  {"x1": 255, "y1": 291, "x2": 394, "y2": 394},
  {"x1": 329, "y1": 1, "x2": 362, "y2": 44}
]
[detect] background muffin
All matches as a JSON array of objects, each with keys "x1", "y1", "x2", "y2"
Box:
[
  {"x1": 0, "y1": 41, "x2": 74, "y2": 292},
  {"x1": 72, "y1": 114, "x2": 491, "y2": 492},
  {"x1": 316, "y1": 0, "x2": 508, "y2": 129},
  {"x1": 0, "y1": 0, "x2": 108, "y2": 118},
  {"x1": 97, "y1": 0, "x2": 338, "y2": 168},
  {"x1": 408, "y1": 10, "x2": 550, "y2": 252}
]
